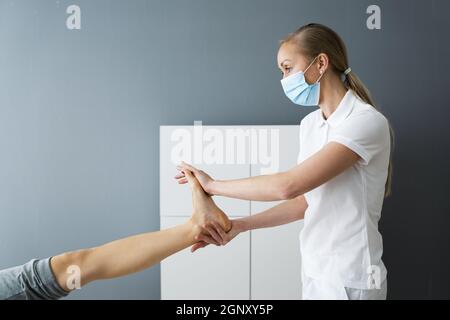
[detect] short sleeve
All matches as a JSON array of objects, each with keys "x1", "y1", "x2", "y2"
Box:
[
  {"x1": 297, "y1": 114, "x2": 312, "y2": 164},
  {"x1": 328, "y1": 111, "x2": 389, "y2": 166},
  {"x1": 0, "y1": 258, "x2": 69, "y2": 300}
]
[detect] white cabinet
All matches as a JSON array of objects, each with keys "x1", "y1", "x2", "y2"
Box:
[
  {"x1": 160, "y1": 125, "x2": 303, "y2": 300},
  {"x1": 160, "y1": 217, "x2": 250, "y2": 300},
  {"x1": 250, "y1": 125, "x2": 303, "y2": 299},
  {"x1": 250, "y1": 221, "x2": 303, "y2": 299},
  {"x1": 160, "y1": 125, "x2": 252, "y2": 299},
  {"x1": 160, "y1": 126, "x2": 251, "y2": 217}
]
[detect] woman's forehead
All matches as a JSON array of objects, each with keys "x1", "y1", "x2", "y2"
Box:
[{"x1": 277, "y1": 43, "x2": 303, "y2": 65}]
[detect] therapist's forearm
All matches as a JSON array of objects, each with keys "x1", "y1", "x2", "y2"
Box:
[
  {"x1": 210, "y1": 172, "x2": 294, "y2": 201},
  {"x1": 238, "y1": 195, "x2": 307, "y2": 232},
  {"x1": 51, "y1": 221, "x2": 199, "y2": 291},
  {"x1": 205, "y1": 142, "x2": 362, "y2": 202}
]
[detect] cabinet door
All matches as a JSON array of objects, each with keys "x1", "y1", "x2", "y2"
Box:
[
  {"x1": 250, "y1": 221, "x2": 303, "y2": 300},
  {"x1": 250, "y1": 125, "x2": 303, "y2": 299},
  {"x1": 160, "y1": 217, "x2": 250, "y2": 300},
  {"x1": 160, "y1": 126, "x2": 251, "y2": 217}
]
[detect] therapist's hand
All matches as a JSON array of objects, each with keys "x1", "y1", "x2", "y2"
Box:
[
  {"x1": 190, "y1": 219, "x2": 245, "y2": 252},
  {"x1": 175, "y1": 162, "x2": 215, "y2": 195},
  {"x1": 183, "y1": 169, "x2": 231, "y2": 247}
]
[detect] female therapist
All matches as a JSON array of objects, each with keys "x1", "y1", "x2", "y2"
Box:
[{"x1": 176, "y1": 23, "x2": 393, "y2": 300}]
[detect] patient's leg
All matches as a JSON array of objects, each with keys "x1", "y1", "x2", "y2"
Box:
[
  {"x1": 184, "y1": 170, "x2": 232, "y2": 233},
  {"x1": 49, "y1": 169, "x2": 230, "y2": 293}
]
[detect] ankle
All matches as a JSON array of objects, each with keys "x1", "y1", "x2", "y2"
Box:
[{"x1": 186, "y1": 218, "x2": 203, "y2": 240}]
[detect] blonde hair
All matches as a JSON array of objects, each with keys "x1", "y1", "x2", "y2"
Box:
[{"x1": 280, "y1": 23, "x2": 393, "y2": 197}]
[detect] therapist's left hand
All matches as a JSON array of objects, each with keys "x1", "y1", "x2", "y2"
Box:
[{"x1": 175, "y1": 162, "x2": 215, "y2": 195}]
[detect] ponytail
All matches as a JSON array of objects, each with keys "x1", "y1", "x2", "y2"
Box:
[
  {"x1": 345, "y1": 71, "x2": 394, "y2": 198},
  {"x1": 344, "y1": 71, "x2": 375, "y2": 106}
]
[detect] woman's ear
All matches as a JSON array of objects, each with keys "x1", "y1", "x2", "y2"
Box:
[{"x1": 317, "y1": 53, "x2": 329, "y2": 74}]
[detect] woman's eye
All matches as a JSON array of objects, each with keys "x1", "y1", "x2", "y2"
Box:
[{"x1": 281, "y1": 67, "x2": 292, "y2": 77}]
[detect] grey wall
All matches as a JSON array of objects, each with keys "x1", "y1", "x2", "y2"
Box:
[{"x1": 0, "y1": 0, "x2": 449, "y2": 299}]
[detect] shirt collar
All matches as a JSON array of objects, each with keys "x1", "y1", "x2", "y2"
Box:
[{"x1": 317, "y1": 89, "x2": 356, "y2": 128}]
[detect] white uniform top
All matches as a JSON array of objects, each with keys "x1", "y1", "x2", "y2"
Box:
[{"x1": 298, "y1": 89, "x2": 390, "y2": 289}]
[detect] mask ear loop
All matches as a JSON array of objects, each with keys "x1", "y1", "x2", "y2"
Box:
[
  {"x1": 315, "y1": 69, "x2": 325, "y2": 84},
  {"x1": 304, "y1": 55, "x2": 324, "y2": 84},
  {"x1": 303, "y1": 55, "x2": 318, "y2": 74}
]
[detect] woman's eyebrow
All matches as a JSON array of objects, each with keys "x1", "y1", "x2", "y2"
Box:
[{"x1": 279, "y1": 59, "x2": 292, "y2": 68}]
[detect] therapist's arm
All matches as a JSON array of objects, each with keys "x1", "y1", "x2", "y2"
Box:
[
  {"x1": 191, "y1": 194, "x2": 308, "y2": 251},
  {"x1": 176, "y1": 142, "x2": 360, "y2": 201}
]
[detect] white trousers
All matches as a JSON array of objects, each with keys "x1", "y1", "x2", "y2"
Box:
[{"x1": 302, "y1": 275, "x2": 387, "y2": 300}]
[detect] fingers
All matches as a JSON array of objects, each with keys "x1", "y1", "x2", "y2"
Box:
[
  {"x1": 174, "y1": 171, "x2": 188, "y2": 184},
  {"x1": 204, "y1": 223, "x2": 223, "y2": 245},
  {"x1": 176, "y1": 163, "x2": 197, "y2": 176},
  {"x1": 210, "y1": 221, "x2": 229, "y2": 245},
  {"x1": 191, "y1": 241, "x2": 209, "y2": 253},
  {"x1": 195, "y1": 233, "x2": 220, "y2": 246},
  {"x1": 174, "y1": 173, "x2": 185, "y2": 179},
  {"x1": 183, "y1": 169, "x2": 194, "y2": 184},
  {"x1": 175, "y1": 162, "x2": 198, "y2": 186},
  {"x1": 191, "y1": 221, "x2": 228, "y2": 252},
  {"x1": 179, "y1": 161, "x2": 197, "y2": 172}
]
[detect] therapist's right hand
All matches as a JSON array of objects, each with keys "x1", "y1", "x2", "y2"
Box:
[{"x1": 191, "y1": 219, "x2": 245, "y2": 252}]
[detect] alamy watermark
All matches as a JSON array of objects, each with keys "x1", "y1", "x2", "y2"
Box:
[
  {"x1": 66, "y1": 265, "x2": 81, "y2": 290},
  {"x1": 63, "y1": 5, "x2": 379, "y2": 31},
  {"x1": 367, "y1": 5, "x2": 381, "y2": 30},
  {"x1": 66, "y1": 4, "x2": 81, "y2": 30},
  {"x1": 367, "y1": 265, "x2": 382, "y2": 289},
  {"x1": 170, "y1": 121, "x2": 280, "y2": 174}
]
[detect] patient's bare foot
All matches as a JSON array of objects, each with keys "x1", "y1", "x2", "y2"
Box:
[{"x1": 183, "y1": 170, "x2": 232, "y2": 233}]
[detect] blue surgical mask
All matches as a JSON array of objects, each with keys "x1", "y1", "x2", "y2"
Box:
[{"x1": 280, "y1": 56, "x2": 324, "y2": 107}]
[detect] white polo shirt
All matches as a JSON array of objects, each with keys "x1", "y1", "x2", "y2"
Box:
[{"x1": 297, "y1": 89, "x2": 390, "y2": 289}]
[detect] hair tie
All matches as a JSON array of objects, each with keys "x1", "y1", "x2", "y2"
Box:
[{"x1": 344, "y1": 67, "x2": 352, "y2": 76}]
